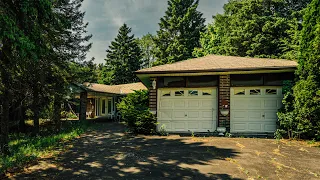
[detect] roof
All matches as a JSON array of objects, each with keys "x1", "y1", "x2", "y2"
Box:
[
  {"x1": 136, "y1": 55, "x2": 298, "y2": 74},
  {"x1": 82, "y1": 82, "x2": 147, "y2": 94}
]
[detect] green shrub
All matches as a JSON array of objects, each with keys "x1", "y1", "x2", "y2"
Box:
[{"x1": 117, "y1": 90, "x2": 156, "y2": 134}]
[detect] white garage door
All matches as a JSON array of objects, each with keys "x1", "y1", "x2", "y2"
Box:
[
  {"x1": 157, "y1": 88, "x2": 217, "y2": 132},
  {"x1": 230, "y1": 87, "x2": 283, "y2": 133}
]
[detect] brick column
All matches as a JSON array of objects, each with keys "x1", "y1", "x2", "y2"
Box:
[
  {"x1": 79, "y1": 92, "x2": 87, "y2": 122},
  {"x1": 149, "y1": 78, "x2": 157, "y2": 114},
  {"x1": 218, "y1": 75, "x2": 230, "y2": 129}
]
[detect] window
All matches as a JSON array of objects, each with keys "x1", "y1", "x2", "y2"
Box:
[
  {"x1": 162, "y1": 90, "x2": 171, "y2": 96},
  {"x1": 250, "y1": 89, "x2": 261, "y2": 95},
  {"x1": 234, "y1": 89, "x2": 245, "y2": 95},
  {"x1": 187, "y1": 76, "x2": 218, "y2": 87},
  {"x1": 108, "y1": 99, "x2": 112, "y2": 113},
  {"x1": 102, "y1": 99, "x2": 106, "y2": 114},
  {"x1": 264, "y1": 73, "x2": 295, "y2": 86},
  {"x1": 188, "y1": 90, "x2": 198, "y2": 96},
  {"x1": 231, "y1": 74, "x2": 263, "y2": 86},
  {"x1": 266, "y1": 89, "x2": 277, "y2": 95},
  {"x1": 158, "y1": 77, "x2": 185, "y2": 87},
  {"x1": 202, "y1": 90, "x2": 212, "y2": 96},
  {"x1": 175, "y1": 91, "x2": 184, "y2": 96}
]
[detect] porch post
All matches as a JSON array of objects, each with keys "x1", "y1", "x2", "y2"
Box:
[{"x1": 79, "y1": 91, "x2": 87, "y2": 122}]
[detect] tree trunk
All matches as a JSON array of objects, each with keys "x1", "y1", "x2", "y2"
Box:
[
  {"x1": 32, "y1": 87, "x2": 40, "y2": 135},
  {"x1": 0, "y1": 92, "x2": 10, "y2": 155},
  {"x1": 53, "y1": 95, "x2": 62, "y2": 132}
]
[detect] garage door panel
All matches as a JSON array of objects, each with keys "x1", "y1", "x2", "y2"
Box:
[
  {"x1": 248, "y1": 100, "x2": 262, "y2": 108},
  {"x1": 233, "y1": 99, "x2": 248, "y2": 109},
  {"x1": 233, "y1": 123, "x2": 247, "y2": 131},
  {"x1": 202, "y1": 110, "x2": 214, "y2": 119},
  {"x1": 248, "y1": 123, "x2": 262, "y2": 131},
  {"x1": 201, "y1": 121, "x2": 213, "y2": 129},
  {"x1": 173, "y1": 100, "x2": 185, "y2": 109},
  {"x1": 160, "y1": 100, "x2": 172, "y2": 109},
  {"x1": 264, "y1": 100, "x2": 279, "y2": 109},
  {"x1": 202, "y1": 100, "x2": 213, "y2": 108},
  {"x1": 264, "y1": 111, "x2": 278, "y2": 120},
  {"x1": 188, "y1": 122, "x2": 199, "y2": 129},
  {"x1": 187, "y1": 111, "x2": 199, "y2": 118},
  {"x1": 248, "y1": 111, "x2": 263, "y2": 120},
  {"x1": 264, "y1": 124, "x2": 277, "y2": 132},
  {"x1": 173, "y1": 111, "x2": 185, "y2": 118},
  {"x1": 188, "y1": 100, "x2": 200, "y2": 108},
  {"x1": 233, "y1": 111, "x2": 247, "y2": 119},
  {"x1": 172, "y1": 122, "x2": 186, "y2": 131},
  {"x1": 159, "y1": 110, "x2": 172, "y2": 120}
]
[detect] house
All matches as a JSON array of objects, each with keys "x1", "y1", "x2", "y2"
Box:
[
  {"x1": 70, "y1": 82, "x2": 147, "y2": 120},
  {"x1": 136, "y1": 55, "x2": 297, "y2": 134}
]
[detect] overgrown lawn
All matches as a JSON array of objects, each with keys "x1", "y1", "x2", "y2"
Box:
[{"x1": 0, "y1": 122, "x2": 90, "y2": 174}]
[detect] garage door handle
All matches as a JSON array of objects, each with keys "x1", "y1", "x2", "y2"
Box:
[
  {"x1": 262, "y1": 115, "x2": 265, "y2": 118},
  {"x1": 185, "y1": 114, "x2": 187, "y2": 117}
]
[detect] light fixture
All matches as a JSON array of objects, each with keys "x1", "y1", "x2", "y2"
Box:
[{"x1": 152, "y1": 79, "x2": 156, "y2": 90}]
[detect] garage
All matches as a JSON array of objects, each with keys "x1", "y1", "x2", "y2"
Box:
[
  {"x1": 230, "y1": 87, "x2": 283, "y2": 133},
  {"x1": 157, "y1": 88, "x2": 217, "y2": 132}
]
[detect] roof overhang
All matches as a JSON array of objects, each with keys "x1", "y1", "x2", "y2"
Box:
[{"x1": 136, "y1": 68, "x2": 296, "y2": 87}]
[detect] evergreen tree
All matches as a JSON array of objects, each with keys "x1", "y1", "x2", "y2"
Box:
[
  {"x1": 293, "y1": 0, "x2": 320, "y2": 139},
  {"x1": 153, "y1": 0, "x2": 205, "y2": 65},
  {"x1": 136, "y1": 33, "x2": 156, "y2": 68},
  {"x1": 103, "y1": 24, "x2": 142, "y2": 85},
  {"x1": 194, "y1": 0, "x2": 311, "y2": 60}
]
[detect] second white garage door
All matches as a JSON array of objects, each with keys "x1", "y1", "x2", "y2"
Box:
[
  {"x1": 157, "y1": 88, "x2": 217, "y2": 132},
  {"x1": 230, "y1": 87, "x2": 283, "y2": 133}
]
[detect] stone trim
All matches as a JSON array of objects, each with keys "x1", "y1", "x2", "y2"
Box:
[{"x1": 149, "y1": 78, "x2": 157, "y2": 113}]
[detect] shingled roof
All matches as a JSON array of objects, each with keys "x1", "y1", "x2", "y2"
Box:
[
  {"x1": 83, "y1": 82, "x2": 147, "y2": 94},
  {"x1": 136, "y1": 55, "x2": 297, "y2": 74}
]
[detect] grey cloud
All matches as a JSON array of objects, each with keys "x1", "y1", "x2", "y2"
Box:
[{"x1": 82, "y1": 0, "x2": 228, "y2": 64}]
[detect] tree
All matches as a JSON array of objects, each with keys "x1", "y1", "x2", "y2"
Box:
[
  {"x1": 69, "y1": 58, "x2": 99, "y2": 84},
  {"x1": 194, "y1": 0, "x2": 311, "y2": 60},
  {"x1": 292, "y1": 0, "x2": 320, "y2": 139},
  {"x1": 153, "y1": 0, "x2": 205, "y2": 65},
  {"x1": 136, "y1": 33, "x2": 156, "y2": 68},
  {"x1": 103, "y1": 24, "x2": 142, "y2": 85}
]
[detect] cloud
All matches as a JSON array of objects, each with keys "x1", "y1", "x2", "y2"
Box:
[{"x1": 82, "y1": 0, "x2": 228, "y2": 64}]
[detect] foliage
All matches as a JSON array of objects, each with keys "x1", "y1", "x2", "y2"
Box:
[
  {"x1": 0, "y1": 0, "x2": 92, "y2": 154},
  {"x1": 153, "y1": 0, "x2": 205, "y2": 65},
  {"x1": 0, "y1": 123, "x2": 89, "y2": 174},
  {"x1": 69, "y1": 58, "x2": 99, "y2": 84},
  {"x1": 101, "y1": 24, "x2": 142, "y2": 85},
  {"x1": 293, "y1": 0, "x2": 320, "y2": 140},
  {"x1": 193, "y1": 0, "x2": 311, "y2": 60},
  {"x1": 117, "y1": 90, "x2": 156, "y2": 134},
  {"x1": 276, "y1": 0, "x2": 320, "y2": 140},
  {"x1": 136, "y1": 33, "x2": 156, "y2": 68}
]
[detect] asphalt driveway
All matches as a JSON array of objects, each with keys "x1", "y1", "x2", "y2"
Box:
[{"x1": 8, "y1": 123, "x2": 320, "y2": 180}]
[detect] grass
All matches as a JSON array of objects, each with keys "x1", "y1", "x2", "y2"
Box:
[{"x1": 0, "y1": 121, "x2": 90, "y2": 174}]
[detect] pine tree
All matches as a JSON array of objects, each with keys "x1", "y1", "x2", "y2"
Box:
[
  {"x1": 293, "y1": 0, "x2": 320, "y2": 139},
  {"x1": 136, "y1": 33, "x2": 156, "y2": 68},
  {"x1": 153, "y1": 0, "x2": 205, "y2": 65},
  {"x1": 103, "y1": 24, "x2": 142, "y2": 85}
]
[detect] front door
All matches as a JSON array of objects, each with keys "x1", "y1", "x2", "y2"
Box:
[{"x1": 101, "y1": 98, "x2": 107, "y2": 116}]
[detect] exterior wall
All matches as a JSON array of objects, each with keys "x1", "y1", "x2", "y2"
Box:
[
  {"x1": 218, "y1": 75, "x2": 231, "y2": 129},
  {"x1": 149, "y1": 78, "x2": 157, "y2": 113}
]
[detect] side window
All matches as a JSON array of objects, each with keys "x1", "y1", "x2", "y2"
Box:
[
  {"x1": 202, "y1": 90, "x2": 212, "y2": 96},
  {"x1": 175, "y1": 90, "x2": 184, "y2": 96},
  {"x1": 234, "y1": 89, "x2": 245, "y2": 95},
  {"x1": 188, "y1": 90, "x2": 198, "y2": 96},
  {"x1": 250, "y1": 89, "x2": 261, "y2": 95},
  {"x1": 266, "y1": 89, "x2": 277, "y2": 95},
  {"x1": 162, "y1": 90, "x2": 171, "y2": 97}
]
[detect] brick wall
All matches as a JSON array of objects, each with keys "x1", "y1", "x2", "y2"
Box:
[
  {"x1": 149, "y1": 78, "x2": 157, "y2": 113},
  {"x1": 218, "y1": 75, "x2": 230, "y2": 129}
]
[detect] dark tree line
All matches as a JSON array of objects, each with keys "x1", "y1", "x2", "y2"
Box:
[{"x1": 0, "y1": 0, "x2": 92, "y2": 154}]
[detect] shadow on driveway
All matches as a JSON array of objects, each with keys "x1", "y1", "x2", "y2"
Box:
[{"x1": 10, "y1": 123, "x2": 241, "y2": 180}]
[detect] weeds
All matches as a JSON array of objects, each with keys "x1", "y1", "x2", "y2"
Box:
[{"x1": 0, "y1": 123, "x2": 89, "y2": 174}]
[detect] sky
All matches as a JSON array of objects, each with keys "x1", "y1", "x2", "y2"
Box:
[{"x1": 81, "y1": 0, "x2": 228, "y2": 64}]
